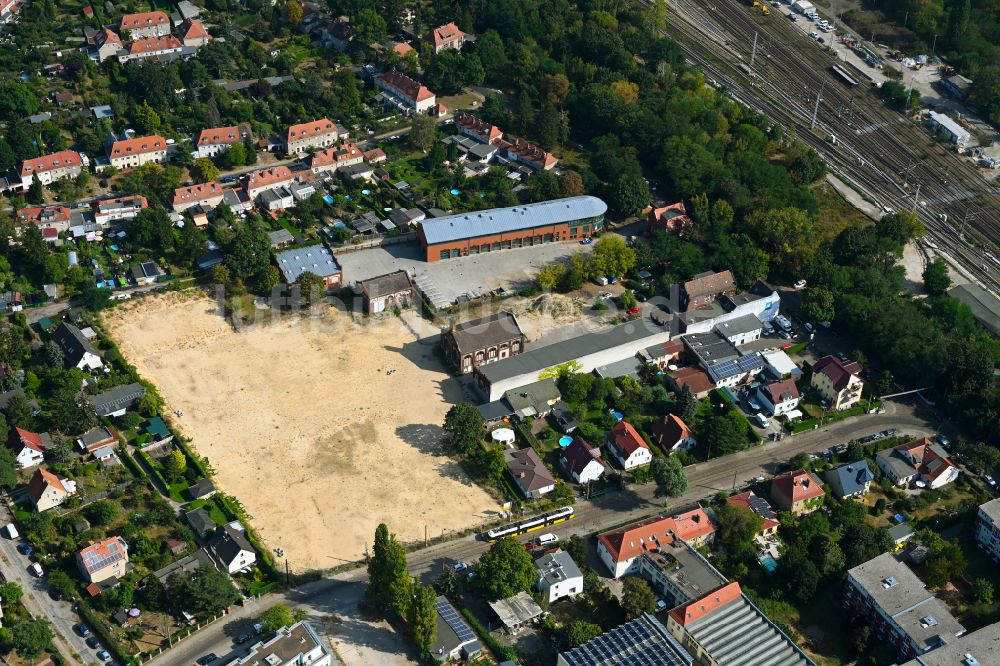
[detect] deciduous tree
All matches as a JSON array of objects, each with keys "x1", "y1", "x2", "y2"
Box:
[
  {"x1": 408, "y1": 579, "x2": 437, "y2": 658},
  {"x1": 443, "y1": 403, "x2": 483, "y2": 456},
  {"x1": 476, "y1": 536, "x2": 536, "y2": 600},
  {"x1": 621, "y1": 577, "x2": 655, "y2": 619},
  {"x1": 651, "y1": 456, "x2": 687, "y2": 498},
  {"x1": 922, "y1": 257, "x2": 951, "y2": 296}
]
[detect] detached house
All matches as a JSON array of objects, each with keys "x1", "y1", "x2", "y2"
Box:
[
  {"x1": 20, "y1": 150, "x2": 84, "y2": 188},
  {"x1": 27, "y1": 467, "x2": 73, "y2": 512},
  {"x1": 285, "y1": 117, "x2": 348, "y2": 155},
  {"x1": 560, "y1": 437, "x2": 605, "y2": 484},
  {"x1": 876, "y1": 437, "x2": 959, "y2": 489},
  {"x1": 17, "y1": 205, "x2": 71, "y2": 235},
  {"x1": 77, "y1": 536, "x2": 129, "y2": 584},
  {"x1": 726, "y1": 491, "x2": 780, "y2": 536},
  {"x1": 178, "y1": 18, "x2": 209, "y2": 46},
  {"x1": 208, "y1": 524, "x2": 256, "y2": 574},
  {"x1": 825, "y1": 460, "x2": 875, "y2": 499},
  {"x1": 108, "y1": 135, "x2": 167, "y2": 170},
  {"x1": 194, "y1": 125, "x2": 244, "y2": 158},
  {"x1": 375, "y1": 70, "x2": 436, "y2": 115},
  {"x1": 172, "y1": 181, "x2": 224, "y2": 213},
  {"x1": 606, "y1": 421, "x2": 652, "y2": 470},
  {"x1": 7, "y1": 427, "x2": 52, "y2": 469},
  {"x1": 505, "y1": 447, "x2": 555, "y2": 499},
  {"x1": 770, "y1": 469, "x2": 825, "y2": 515},
  {"x1": 597, "y1": 507, "x2": 716, "y2": 578},
  {"x1": 811, "y1": 355, "x2": 864, "y2": 411},
  {"x1": 651, "y1": 413, "x2": 695, "y2": 452},
  {"x1": 93, "y1": 27, "x2": 123, "y2": 62},
  {"x1": 118, "y1": 10, "x2": 171, "y2": 38},
  {"x1": 428, "y1": 22, "x2": 467, "y2": 53},
  {"x1": 92, "y1": 195, "x2": 147, "y2": 226},
  {"x1": 53, "y1": 321, "x2": 103, "y2": 370},
  {"x1": 647, "y1": 202, "x2": 691, "y2": 235},
  {"x1": 757, "y1": 379, "x2": 801, "y2": 417},
  {"x1": 680, "y1": 270, "x2": 736, "y2": 312}
]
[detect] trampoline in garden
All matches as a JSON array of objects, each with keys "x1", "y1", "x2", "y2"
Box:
[
  {"x1": 558, "y1": 436, "x2": 573, "y2": 447},
  {"x1": 322, "y1": 195, "x2": 334, "y2": 204}
]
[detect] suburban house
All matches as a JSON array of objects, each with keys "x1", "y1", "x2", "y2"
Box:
[
  {"x1": 118, "y1": 10, "x2": 171, "y2": 38},
  {"x1": 208, "y1": 524, "x2": 256, "y2": 574},
  {"x1": 637, "y1": 340, "x2": 685, "y2": 369},
  {"x1": 888, "y1": 524, "x2": 915, "y2": 551},
  {"x1": 557, "y1": 614, "x2": 695, "y2": 666},
  {"x1": 88, "y1": 382, "x2": 146, "y2": 417},
  {"x1": 357, "y1": 270, "x2": 413, "y2": 314},
  {"x1": 375, "y1": 70, "x2": 437, "y2": 114},
  {"x1": 497, "y1": 137, "x2": 558, "y2": 170},
  {"x1": 502, "y1": 378, "x2": 561, "y2": 419},
  {"x1": 178, "y1": 18, "x2": 209, "y2": 46},
  {"x1": 757, "y1": 379, "x2": 801, "y2": 417},
  {"x1": 441, "y1": 310, "x2": 524, "y2": 374},
  {"x1": 285, "y1": 117, "x2": 348, "y2": 154},
  {"x1": 560, "y1": 437, "x2": 605, "y2": 484},
  {"x1": 77, "y1": 536, "x2": 130, "y2": 584},
  {"x1": 275, "y1": 244, "x2": 342, "y2": 287},
  {"x1": 17, "y1": 205, "x2": 71, "y2": 234},
  {"x1": 597, "y1": 507, "x2": 716, "y2": 579},
  {"x1": 536, "y1": 551, "x2": 583, "y2": 603},
  {"x1": 456, "y1": 112, "x2": 503, "y2": 144},
  {"x1": 7, "y1": 427, "x2": 51, "y2": 468},
  {"x1": 430, "y1": 596, "x2": 481, "y2": 662},
  {"x1": 77, "y1": 426, "x2": 118, "y2": 456},
  {"x1": 172, "y1": 181, "x2": 224, "y2": 213},
  {"x1": 811, "y1": 355, "x2": 864, "y2": 411},
  {"x1": 428, "y1": 22, "x2": 467, "y2": 52},
  {"x1": 606, "y1": 421, "x2": 652, "y2": 470},
  {"x1": 647, "y1": 201, "x2": 691, "y2": 235},
  {"x1": 117, "y1": 35, "x2": 186, "y2": 63},
  {"x1": 770, "y1": 469, "x2": 825, "y2": 514},
  {"x1": 27, "y1": 467, "x2": 74, "y2": 512},
  {"x1": 824, "y1": 460, "x2": 875, "y2": 499},
  {"x1": 845, "y1": 553, "x2": 965, "y2": 661},
  {"x1": 243, "y1": 165, "x2": 295, "y2": 199},
  {"x1": 975, "y1": 498, "x2": 1000, "y2": 563},
  {"x1": 876, "y1": 437, "x2": 959, "y2": 489},
  {"x1": 668, "y1": 366, "x2": 715, "y2": 399},
  {"x1": 680, "y1": 270, "x2": 736, "y2": 312},
  {"x1": 726, "y1": 491, "x2": 780, "y2": 536},
  {"x1": 505, "y1": 447, "x2": 556, "y2": 499},
  {"x1": 108, "y1": 135, "x2": 168, "y2": 170},
  {"x1": 92, "y1": 195, "x2": 147, "y2": 226},
  {"x1": 308, "y1": 142, "x2": 364, "y2": 174},
  {"x1": 187, "y1": 478, "x2": 216, "y2": 500},
  {"x1": 230, "y1": 622, "x2": 333, "y2": 666},
  {"x1": 93, "y1": 27, "x2": 123, "y2": 62},
  {"x1": 20, "y1": 150, "x2": 83, "y2": 188},
  {"x1": 53, "y1": 321, "x2": 103, "y2": 371},
  {"x1": 194, "y1": 125, "x2": 244, "y2": 158},
  {"x1": 651, "y1": 413, "x2": 695, "y2": 452},
  {"x1": 185, "y1": 507, "x2": 217, "y2": 540}
]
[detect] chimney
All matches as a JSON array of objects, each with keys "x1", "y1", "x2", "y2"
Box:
[{"x1": 449, "y1": 319, "x2": 457, "y2": 332}]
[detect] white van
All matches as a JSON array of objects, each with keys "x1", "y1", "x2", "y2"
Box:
[
  {"x1": 755, "y1": 413, "x2": 770, "y2": 428},
  {"x1": 29, "y1": 562, "x2": 43, "y2": 577},
  {"x1": 3, "y1": 523, "x2": 18, "y2": 539},
  {"x1": 537, "y1": 533, "x2": 559, "y2": 546}
]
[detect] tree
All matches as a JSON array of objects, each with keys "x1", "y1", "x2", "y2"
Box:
[
  {"x1": 924, "y1": 538, "x2": 966, "y2": 588},
  {"x1": 168, "y1": 563, "x2": 241, "y2": 616},
  {"x1": 210, "y1": 264, "x2": 231, "y2": 286},
  {"x1": 621, "y1": 577, "x2": 655, "y2": 619},
  {"x1": 608, "y1": 173, "x2": 649, "y2": 217},
  {"x1": 922, "y1": 257, "x2": 951, "y2": 296},
  {"x1": 163, "y1": 449, "x2": 187, "y2": 482},
  {"x1": 972, "y1": 578, "x2": 994, "y2": 605},
  {"x1": 651, "y1": 456, "x2": 687, "y2": 497},
  {"x1": 744, "y1": 207, "x2": 816, "y2": 278},
  {"x1": 260, "y1": 604, "x2": 296, "y2": 632},
  {"x1": 225, "y1": 219, "x2": 271, "y2": 280},
  {"x1": 559, "y1": 620, "x2": 602, "y2": 649},
  {"x1": 367, "y1": 523, "x2": 412, "y2": 616},
  {"x1": 139, "y1": 380, "x2": 165, "y2": 417},
  {"x1": 790, "y1": 452, "x2": 810, "y2": 470},
  {"x1": 26, "y1": 178, "x2": 44, "y2": 205},
  {"x1": 715, "y1": 502, "x2": 763, "y2": 550},
  {"x1": 191, "y1": 158, "x2": 220, "y2": 183},
  {"x1": 801, "y1": 287, "x2": 835, "y2": 324},
  {"x1": 0, "y1": 445, "x2": 18, "y2": 490},
  {"x1": 476, "y1": 536, "x2": 536, "y2": 600},
  {"x1": 443, "y1": 403, "x2": 484, "y2": 456},
  {"x1": 566, "y1": 535, "x2": 587, "y2": 568},
  {"x1": 559, "y1": 170, "x2": 585, "y2": 198},
  {"x1": 294, "y1": 272, "x2": 326, "y2": 306},
  {"x1": 591, "y1": 235, "x2": 636, "y2": 278},
  {"x1": 85, "y1": 500, "x2": 119, "y2": 526},
  {"x1": 842, "y1": 524, "x2": 892, "y2": 568},
  {"x1": 409, "y1": 114, "x2": 437, "y2": 152},
  {"x1": 699, "y1": 414, "x2": 746, "y2": 458},
  {"x1": 674, "y1": 386, "x2": 698, "y2": 422},
  {"x1": 407, "y1": 579, "x2": 437, "y2": 658},
  {"x1": 537, "y1": 263, "x2": 566, "y2": 290},
  {"x1": 256, "y1": 266, "x2": 282, "y2": 294},
  {"x1": 10, "y1": 619, "x2": 53, "y2": 658}
]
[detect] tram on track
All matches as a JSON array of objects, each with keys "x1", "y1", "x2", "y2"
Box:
[{"x1": 483, "y1": 506, "x2": 575, "y2": 541}]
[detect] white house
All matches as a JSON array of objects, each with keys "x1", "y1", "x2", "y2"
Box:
[
  {"x1": 606, "y1": 421, "x2": 652, "y2": 470},
  {"x1": 108, "y1": 135, "x2": 168, "y2": 170},
  {"x1": 560, "y1": 437, "x2": 605, "y2": 484},
  {"x1": 209, "y1": 524, "x2": 256, "y2": 574},
  {"x1": 536, "y1": 551, "x2": 583, "y2": 604},
  {"x1": 756, "y1": 378, "x2": 801, "y2": 416},
  {"x1": 53, "y1": 321, "x2": 103, "y2": 371},
  {"x1": 8, "y1": 428, "x2": 50, "y2": 469}
]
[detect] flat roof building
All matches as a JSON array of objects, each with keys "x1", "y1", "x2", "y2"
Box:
[
  {"x1": 231, "y1": 621, "x2": 333, "y2": 666},
  {"x1": 899, "y1": 619, "x2": 1000, "y2": 666},
  {"x1": 275, "y1": 244, "x2": 342, "y2": 287},
  {"x1": 558, "y1": 613, "x2": 694, "y2": 666},
  {"x1": 975, "y1": 498, "x2": 1000, "y2": 563}
]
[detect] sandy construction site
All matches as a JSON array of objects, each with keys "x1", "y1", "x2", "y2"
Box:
[{"x1": 102, "y1": 293, "x2": 497, "y2": 572}]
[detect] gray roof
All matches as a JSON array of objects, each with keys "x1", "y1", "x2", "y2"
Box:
[
  {"x1": 847, "y1": 553, "x2": 965, "y2": 652},
  {"x1": 53, "y1": 321, "x2": 100, "y2": 367},
  {"x1": 488, "y1": 591, "x2": 543, "y2": 629},
  {"x1": 186, "y1": 507, "x2": 217, "y2": 537},
  {"x1": 88, "y1": 382, "x2": 145, "y2": 416},
  {"x1": 431, "y1": 596, "x2": 480, "y2": 659},
  {"x1": 267, "y1": 228, "x2": 294, "y2": 247},
  {"x1": 980, "y1": 498, "x2": 1000, "y2": 524},
  {"x1": 643, "y1": 540, "x2": 728, "y2": 605},
  {"x1": 359, "y1": 270, "x2": 412, "y2": 299},
  {"x1": 275, "y1": 244, "x2": 341, "y2": 282},
  {"x1": 877, "y1": 448, "x2": 918, "y2": 479},
  {"x1": 684, "y1": 594, "x2": 816, "y2": 666},
  {"x1": 478, "y1": 319, "x2": 666, "y2": 385},
  {"x1": 187, "y1": 478, "x2": 216, "y2": 499},
  {"x1": 887, "y1": 523, "x2": 914, "y2": 543},
  {"x1": 559, "y1": 614, "x2": 694, "y2": 666},
  {"x1": 259, "y1": 187, "x2": 291, "y2": 204},
  {"x1": 478, "y1": 400, "x2": 515, "y2": 422},
  {"x1": 152, "y1": 547, "x2": 213, "y2": 585},
  {"x1": 445, "y1": 310, "x2": 523, "y2": 356},
  {"x1": 209, "y1": 524, "x2": 254, "y2": 565},
  {"x1": 420, "y1": 196, "x2": 607, "y2": 245},
  {"x1": 503, "y1": 378, "x2": 561, "y2": 416},
  {"x1": 714, "y1": 313, "x2": 763, "y2": 338},
  {"x1": 233, "y1": 623, "x2": 331, "y2": 666},
  {"x1": 949, "y1": 283, "x2": 1000, "y2": 336},
  {"x1": 506, "y1": 447, "x2": 555, "y2": 493},
  {"x1": 684, "y1": 330, "x2": 739, "y2": 365},
  {"x1": 79, "y1": 426, "x2": 116, "y2": 448},
  {"x1": 536, "y1": 551, "x2": 582, "y2": 588},
  {"x1": 900, "y1": 619, "x2": 1000, "y2": 666},
  {"x1": 825, "y1": 460, "x2": 875, "y2": 497}
]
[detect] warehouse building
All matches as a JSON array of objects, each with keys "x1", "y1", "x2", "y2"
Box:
[
  {"x1": 928, "y1": 112, "x2": 971, "y2": 146},
  {"x1": 418, "y1": 196, "x2": 607, "y2": 262}
]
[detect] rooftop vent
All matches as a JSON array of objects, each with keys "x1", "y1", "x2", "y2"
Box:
[
  {"x1": 920, "y1": 616, "x2": 938, "y2": 628},
  {"x1": 882, "y1": 577, "x2": 898, "y2": 589},
  {"x1": 963, "y1": 654, "x2": 980, "y2": 666}
]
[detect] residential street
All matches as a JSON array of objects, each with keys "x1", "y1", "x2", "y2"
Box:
[{"x1": 150, "y1": 401, "x2": 934, "y2": 666}]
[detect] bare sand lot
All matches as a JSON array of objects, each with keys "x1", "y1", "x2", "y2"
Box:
[{"x1": 102, "y1": 293, "x2": 496, "y2": 572}]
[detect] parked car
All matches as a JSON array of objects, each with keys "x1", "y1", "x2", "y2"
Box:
[
  {"x1": 754, "y1": 413, "x2": 770, "y2": 428},
  {"x1": 452, "y1": 562, "x2": 468, "y2": 572},
  {"x1": 29, "y1": 562, "x2": 43, "y2": 577},
  {"x1": 197, "y1": 655, "x2": 218, "y2": 665},
  {"x1": 655, "y1": 599, "x2": 668, "y2": 612},
  {"x1": 2, "y1": 523, "x2": 17, "y2": 539},
  {"x1": 97, "y1": 651, "x2": 111, "y2": 662},
  {"x1": 537, "y1": 533, "x2": 559, "y2": 546},
  {"x1": 580, "y1": 237, "x2": 594, "y2": 245},
  {"x1": 74, "y1": 624, "x2": 90, "y2": 637},
  {"x1": 17, "y1": 542, "x2": 32, "y2": 555},
  {"x1": 985, "y1": 475, "x2": 996, "y2": 487},
  {"x1": 86, "y1": 636, "x2": 101, "y2": 649}
]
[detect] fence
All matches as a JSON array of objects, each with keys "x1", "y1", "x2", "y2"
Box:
[{"x1": 135, "y1": 609, "x2": 229, "y2": 664}]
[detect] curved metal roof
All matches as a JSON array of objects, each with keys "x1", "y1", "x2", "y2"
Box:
[{"x1": 421, "y1": 196, "x2": 607, "y2": 245}]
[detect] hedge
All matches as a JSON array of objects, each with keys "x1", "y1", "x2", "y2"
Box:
[
  {"x1": 117, "y1": 447, "x2": 144, "y2": 479},
  {"x1": 173, "y1": 436, "x2": 210, "y2": 478},
  {"x1": 460, "y1": 607, "x2": 518, "y2": 662},
  {"x1": 135, "y1": 448, "x2": 169, "y2": 491},
  {"x1": 78, "y1": 600, "x2": 134, "y2": 665},
  {"x1": 214, "y1": 494, "x2": 283, "y2": 585}
]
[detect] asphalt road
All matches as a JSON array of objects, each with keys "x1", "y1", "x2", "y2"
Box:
[{"x1": 152, "y1": 401, "x2": 933, "y2": 666}]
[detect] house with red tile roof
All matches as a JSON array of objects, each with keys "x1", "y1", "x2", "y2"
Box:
[
  {"x1": 455, "y1": 113, "x2": 504, "y2": 145},
  {"x1": 76, "y1": 536, "x2": 129, "y2": 583},
  {"x1": 172, "y1": 181, "x2": 224, "y2": 213},
  {"x1": 285, "y1": 117, "x2": 348, "y2": 155},
  {"x1": 390, "y1": 41, "x2": 414, "y2": 57},
  {"x1": 194, "y1": 125, "x2": 245, "y2": 158},
  {"x1": 756, "y1": 378, "x2": 801, "y2": 417},
  {"x1": 17, "y1": 205, "x2": 71, "y2": 234},
  {"x1": 597, "y1": 507, "x2": 716, "y2": 578},
  {"x1": 178, "y1": 18, "x2": 209, "y2": 47},
  {"x1": 7, "y1": 427, "x2": 52, "y2": 469},
  {"x1": 307, "y1": 143, "x2": 364, "y2": 174},
  {"x1": 606, "y1": 420, "x2": 652, "y2": 470},
  {"x1": 876, "y1": 437, "x2": 959, "y2": 490},
  {"x1": 108, "y1": 135, "x2": 168, "y2": 170},
  {"x1": 92, "y1": 195, "x2": 148, "y2": 226},
  {"x1": 243, "y1": 165, "x2": 295, "y2": 199},
  {"x1": 118, "y1": 35, "x2": 184, "y2": 63},
  {"x1": 498, "y1": 137, "x2": 558, "y2": 171},
  {"x1": 648, "y1": 202, "x2": 691, "y2": 235},
  {"x1": 375, "y1": 70, "x2": 437, "y2": 114},
  {"x1": 118, "y1": 10, "x2": 171, "y2": 38},
  {"x1": 19, "y1": 150, "x2": 83, "y2": 188},
  {"x1": 770, "y1": 469, "x2": 825, "y2": 515},
  {"x1": 363, "y1": 147, "x2": 387, "y2": 164},
  {"x1": 811, "y1": 355, "x2": 864, "y2": 411},
  {"x1": 27, "y1": 467, "x2": 72, "y2": 512},
  {"x1": 0, "y1": 0, "x2": 21, "y2": 24},
  {"x1": 93, "y1": 27, "x2": 123, "y2": 62},
  {"x1": 681, "y1": 270, "x2": 736, "y2": 312},
  {"x1": 560, "y1": 436, "x2": 605, "y2": 484},
  {"x1": 428, "y1": 22, "x2": 467, "y2": 53},
  {"x1": 651, "y1": 414, "x2": 695, "y2": 453},
  {"x1": 667, "y1": 366, "x2": 714, "y2": 399},
  {"x1": 726, "y1": 491, "x2": 780, "y2": 535}
]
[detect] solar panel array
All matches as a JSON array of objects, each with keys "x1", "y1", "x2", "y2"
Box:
[
  {"x1": 708, "y1": 354, "x2": 764, "y2": 382},
  {"x1": 747, "y1": 494, "x2": 778, "y2": 520},
  {"x1": 561, "y1": 615, "x2": 692, "y2": 666},
  {"x1": 82, "y1": 538, "x2": 125, "y2": 572},
  {"x1": 434, "y1": 599, "x2": 476, "y2": 643}
]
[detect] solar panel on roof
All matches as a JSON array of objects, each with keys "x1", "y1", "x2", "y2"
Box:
[{"x1": 434, "y1": 599, "x2": 476, "y2": 642}]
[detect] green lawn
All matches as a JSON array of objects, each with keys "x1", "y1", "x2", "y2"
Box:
[{"x1": 187, "y1": 499, "x2": 228, "y2": 525}]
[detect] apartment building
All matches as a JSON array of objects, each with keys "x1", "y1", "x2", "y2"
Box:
[
  {"x1": 108, "y1": 135, "x2": 168, "y2": 170},
  {"x1": 92, "y1": 195, "x2": 148, "y2": 226},
  {"x1": 243, "y1": 165, "x2": 295, "y2": 199},
  {"x1": 811, "y1": 355, "x2": 864, "y2": 411},
  {"x1": 118, "y1": 10, "x2": 171, "y2": 38},
  {"x1": 285, "y1": 117, "x2": 348, "y2": 155},
  {"x1": 975, "y1": 498, "x2": 1000, "y2": 562},
  {"x1": 19, "y1": 150, "x2": 84, "y2": 188},
  {"x1": 172, "y1": 182, "x2": 225, "y2": 213},
  {"x1": 117, "y1": 35, "x2": 185, "y2": 63},
  {"x1": 598, "y1": 507, "x2": 715, "y2": 579},
  {"x1": 375, "y1": 70, "x2": 436, "y2": 114},
  {"x1": 307, "y1": 142, "x2": 364, "y2": 174},
  {"x1": 230, "y1": 622, "x2": 332, "y2": 666},
  {"x1": 194, "y1": 125, "x2": 244, "y2": 158}
]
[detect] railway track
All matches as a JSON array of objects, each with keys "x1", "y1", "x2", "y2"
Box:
[{"x1": 659, "y1": 0, "x2": 1000, "y2": 290}]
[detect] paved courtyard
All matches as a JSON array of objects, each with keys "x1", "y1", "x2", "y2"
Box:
[{"x1": 334, "y1": 240, "x2": 594, "y2": 308}]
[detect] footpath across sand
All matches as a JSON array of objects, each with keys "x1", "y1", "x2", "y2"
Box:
[{"x1": 102, "y1": 293, "x2": 496, "y2": 572}]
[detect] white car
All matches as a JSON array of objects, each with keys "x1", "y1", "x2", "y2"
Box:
[
  {"x1": 452, "y1": 562, "x2": 468, "y2": 572},
  {"x1": 537, "y1": 533, "x2": 559, "y2": 546},
  {"x1": 755, "y1": 413, "x2": 770, "y2": 428},
  {"x1": 794, "y1": 279, "x2": 807, "y2": 289},
  {"x1": 808, "y1": 31, "x2": 819, "y2": 38},
  {"x1": 29, "y1": 562, "x2": 43, "y2": 577}
]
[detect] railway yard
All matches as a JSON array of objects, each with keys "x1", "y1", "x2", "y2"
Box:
[{"x1": 661, "y1": 0, "x2": 1000, "y2": 290}]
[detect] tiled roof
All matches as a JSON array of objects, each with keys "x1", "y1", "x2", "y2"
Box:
[
  {"x1": 764, "y1": 379, "x2": 800, "y2": 405},
  {"x1": 377, "y1": 70, "x2": 435, "y2": 103},
  {"x1": 93, "y1": 195, "x2": 148, "y2": 214},
  {"x1": 172, "y1": 181, "x2": 223, "y2": 206},
  {"x1": 27, "y1": 467, "x2": 66, "y2": 503},
  {"x1": 683, "y1": 270, "x2": 735, "y2": 301},
  {"x1": 430, "y1": 21, "x2": 465, "y2": 47},
  {"x1": 309, "y1": 142, "x2": 362, "y2": 167},
  {"x1": 95, "y1": 27, "x2": 121, "y2": 47},
  {"x1": 506, "y1": 447, "x2": 555, "y2": 492},
  {"x1": 196, "y1": 125, "x2": 241, "y2": 147},
  {"x1": 446, "y1": 311, "x2": 523, "y2": 355},
  {"x1": 455, "y1": 112, "x2": 503, "y2": 144},
  {"x1": 812, "y1": 355, "x2": 862, "y2": 391},
  {"x1": 123, "y1": 35, "x2": 183, "y2": 55},
  {"x1": 669, "y1": 581, "x2": 742, "y2": 627},
  {"x1": 244, "y1": 165, "x2": 294, "y2": 189},
  {"x1": 78, "y1": 536, "x2": 128, "y2": 574},
  {"x1": 727, "y1": 491, "x2": 780, "y2": 532},
  {"x1": 17, "y1": 205, "x2": 71, "y2": 225},
  {"x1": 772, "y1": 469, "x2": 825, "y2": 503},
  {"x1": 561, "y1": 437, "x2": 603, "y2": 477},
  {"x1": 499, "y1": 137, "x2": 557, "y2": 169},
  {"x1": 109, "y1": 135, "x2": 167, "y2": 158},
  {"x1": 598, "y1": 507, "x2": 715, "y2": 564},
  {"x1": 286, "y1": 117, "x2": 341, "y2": 143},
  {"x1": 12, "y1": 427, "x2": 47, "y2": 452},
  {"x1": 608, "y1": 420, "x2": 648, "y2": 457},
  {"x1": 118, "y1": 10, "x2": 169, "y2": 30},
  {"x1": 20, "y1": 150, "x2": 82, "y2": 178},
  {"x1": 652, "y1": 413, "x2": 692, "y2": 450},
  {"x1": 359, "y1": 270, "x2": 412, "y2": 299},
  {"x1": 179, "y1": 18, "x2": 208, "y2": 40}
]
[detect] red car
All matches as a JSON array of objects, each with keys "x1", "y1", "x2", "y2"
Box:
[
  {"x1": 627, "y1": 307, "x2": 640, "y2": 315},
  {"x1": 780, "y1": 342, "x2": 794, "y2": 350}
]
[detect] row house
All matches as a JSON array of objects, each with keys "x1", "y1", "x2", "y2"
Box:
[
  {"x1": 172, "y1": 182, "x2": 225, "y2": 213},
  {"x1": 108, "y1": 135, "x2": 168, "y2": 170},
  {"x1": 375, "y1": 70, "x2": 437, "y2": 115},
  {"x1": 285, "y1": 117, "x2": 348, "y2": 155},
  {"x1": 118, "y1": 10, "x2": 171, "y2": 39},
  {"x1": 20, "y1": 150, "x2": 84, "y2": 188},
  {"x1": 194, "y1": 125, "x2": 245, "y2": 158},
  {"x1": 455, "y1": 112, "x2": 503, "y2": 144},
  {"x1": 92, "y1": 195, "x2": 148, "y2": 226},
  {"x1": 93, "y1": 27, "x2": 123, "y2": 63},
  {"x1": 307, "y1": 142, "x2": 364, "y2": 174},
  {"x1": 117, "y1": 35, "x2": 185, "y2": 63},
  {"x1": 428, "y1": 22, "x2": 468, "y2": 53},
  {"x1": 243, "y1": 165, "x2": 296, "y2": 200},
  {"x1": 17, "y1": 206, "x2": 71, "y2": 234},
  {"x1": 498, "y1": 137, "x2": 558, "y2": 171}
]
